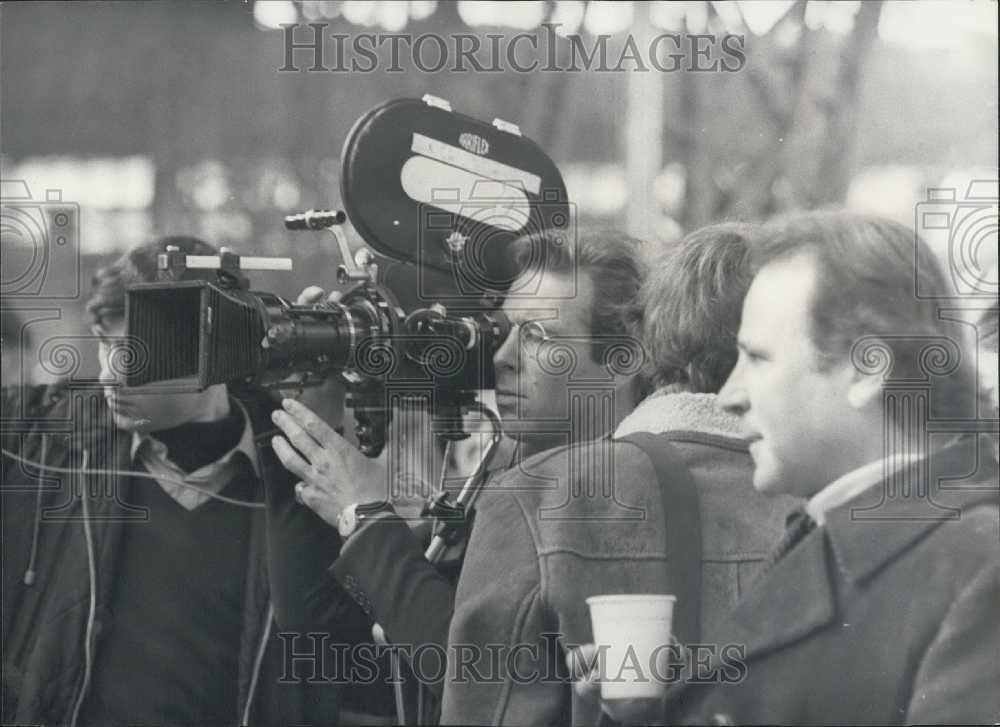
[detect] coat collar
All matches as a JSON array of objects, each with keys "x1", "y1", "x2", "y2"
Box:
[
  {"x1": 823, "y1": 436, "x2": 998, "y2": 586},
  {"x1": 613, "y1": 390, "x2": 743, "y2": 439},
  {"x1": 725, "y1": 437, "x2": 997, "y2": 655},
  {"x1": 664, "y1": 436, "x2": 998, "y2": 716},
  {"x1": 668, "y1": 436, "x2": 998, "y2": 689}
]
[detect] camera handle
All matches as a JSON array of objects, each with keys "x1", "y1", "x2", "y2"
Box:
[
  {"x1": 283, "y1": 207, "x2": 378, "y2": 284},
  {"x1": 313, "y1": 216, "x2": 380, "y2": 286}
]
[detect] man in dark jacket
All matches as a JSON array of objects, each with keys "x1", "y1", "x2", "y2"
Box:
[
  {"x1": 269, "y1": 230, "x2": 650, "y2": 721},
  {"x1": 1, "y1": 236, "x2": 368, "y2": 725},
  {"x1": 662, "y1": 212, "x2": 999, "y2": 724}
]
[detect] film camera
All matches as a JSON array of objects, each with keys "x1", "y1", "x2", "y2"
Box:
[{"x1": 124, "y1": 96, "x2": 570, "y2": 460}]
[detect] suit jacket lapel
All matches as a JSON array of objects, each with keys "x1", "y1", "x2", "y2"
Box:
[
  {"x1": 664, "y1": 527, "x2": 837, "y2": 713},
  {"x1": 667, "y1": 528, "x2": 837, "y2": 714},
  {"x1": 723, "y1": 527, "x2": 837, "y2": 660}
]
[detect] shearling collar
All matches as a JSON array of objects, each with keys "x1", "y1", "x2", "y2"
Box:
[{"x1": 613, "y1": 389, "x2": 743, "y2": 440}]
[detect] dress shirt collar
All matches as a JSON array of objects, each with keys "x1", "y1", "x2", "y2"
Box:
[
  {"x1": 130, "y1": 398, "x2": 260, "y2": 510},
  {"x1": 806, "y1": 452, "x2": 924, "y2": 526}
]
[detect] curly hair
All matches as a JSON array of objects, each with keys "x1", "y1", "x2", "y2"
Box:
[{"x1": 642, "y1": 222, "x2": 755, "y2": 393}]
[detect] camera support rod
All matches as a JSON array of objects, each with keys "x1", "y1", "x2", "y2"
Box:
[
  {"x1": 423, "y1": 402, "x2": 504, "y2": 563},
  {"x1": 158, "y1": 245, "x2": 292, "y2": 281}
]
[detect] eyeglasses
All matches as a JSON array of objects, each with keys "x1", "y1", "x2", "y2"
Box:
[{"x1": 512, "y1": 319, "x2": 554, "y2": 360}]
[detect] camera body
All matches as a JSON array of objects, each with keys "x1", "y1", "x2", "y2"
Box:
[
  {"x1": 124, "y1": 97, "x2": 566, "y2": 455},
  {"x1": 124, "y1": 246, "x2": 510, "y2": 456},
  {"x1": 914, "y1": 180, "x2": 998, "y2": 299}
]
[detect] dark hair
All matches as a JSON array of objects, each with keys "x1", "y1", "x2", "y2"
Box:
[
  {"x1": 751, "y1": 210, "x2": 985, "y2": 422},
  {"x1": 509, "y1": 228, "x2": 646, "y2": 366},
  {"x1": 86, "y1": 235, "x2": 221, "y2": 329},
  {"x1": 643, "y1": 222, "x2": 754, "y2": 393}
]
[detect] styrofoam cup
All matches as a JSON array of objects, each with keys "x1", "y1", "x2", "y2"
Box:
[{"x1": 585, "y1": 594, "x2": 677, "y2": 701}]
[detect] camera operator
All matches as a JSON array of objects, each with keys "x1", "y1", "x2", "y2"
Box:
[
  {"x1": 1, "y1": 236, "x2": 365, "y2": 726},
  {"x1": 269, "y1": 229, "x2": 649, "y2": 720}
]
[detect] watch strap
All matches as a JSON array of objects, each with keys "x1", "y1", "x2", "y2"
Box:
[{"x1": 339, "y1": 501, "x2": 394, "y2": 539}]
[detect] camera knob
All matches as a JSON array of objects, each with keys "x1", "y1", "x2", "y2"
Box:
[{"x1": 265, "y1": 324, "x2": 291, "y2": 347}]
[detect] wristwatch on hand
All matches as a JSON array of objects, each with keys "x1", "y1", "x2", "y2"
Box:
[{"x1": 337, "y1": 501, "x2": 394, "y2": 540}]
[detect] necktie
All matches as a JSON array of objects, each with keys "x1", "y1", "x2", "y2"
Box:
[{"x1": 762, "y1": 506, "x2": 817, "y2": 573}]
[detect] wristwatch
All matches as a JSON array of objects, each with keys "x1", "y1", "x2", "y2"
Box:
[{"x1": 337, "y1": 501, "x2": 394, "y2": 540}]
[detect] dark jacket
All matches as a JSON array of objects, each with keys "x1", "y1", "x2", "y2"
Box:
[
  {"x1": 1, "y1": 382, "x2": 359, "y2": 726},
  {"x1": 664, "y1": 438, "x2": 1000, "y2": 726}
]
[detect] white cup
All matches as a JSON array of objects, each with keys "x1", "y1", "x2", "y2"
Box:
[{"x1": 585, "y1": 594, "x2": 677, "y2": 701}]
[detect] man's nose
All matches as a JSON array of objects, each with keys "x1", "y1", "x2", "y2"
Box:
[
  {"x1": 492, "y1": 326, "x2": 519, "y2": 373},
  {"x1": 718, "y1": 365, "x2": 747, "y2": 417}
]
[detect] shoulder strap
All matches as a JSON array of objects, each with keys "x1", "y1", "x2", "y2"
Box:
[{"x1": 619, "y1": 433, "x2": 703, "y2": 645}]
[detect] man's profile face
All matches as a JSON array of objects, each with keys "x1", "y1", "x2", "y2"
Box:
[
  {"x1": 719, "y1": 252, "x2": 859, "y2": 498},
  {"x1": 492, "y1": 272, "x2": 613, "y2": 443},
  {"x1": 95, "y1": 318, "x2": 221, "y2": 433}
]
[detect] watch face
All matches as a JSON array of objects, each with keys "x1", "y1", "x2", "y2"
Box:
[{"x1": 338, "y1": 507, "x2": 359, "y2": 538}]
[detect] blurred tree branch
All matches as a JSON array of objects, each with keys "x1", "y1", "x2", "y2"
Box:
[
  {"x1": 814, "y1": 0, "x2": 884, "y2": 204},
  {"x1": 676, "y1": 0, "x2": 886, "y2": 228}
]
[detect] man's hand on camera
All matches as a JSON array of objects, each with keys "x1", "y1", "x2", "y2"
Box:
[
  {"x1": 283, "y1": 286, "x2": 353, "y2": 443},
  {"x1": 271, "y1": 397, "x2": 387, "y2": 527}
]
